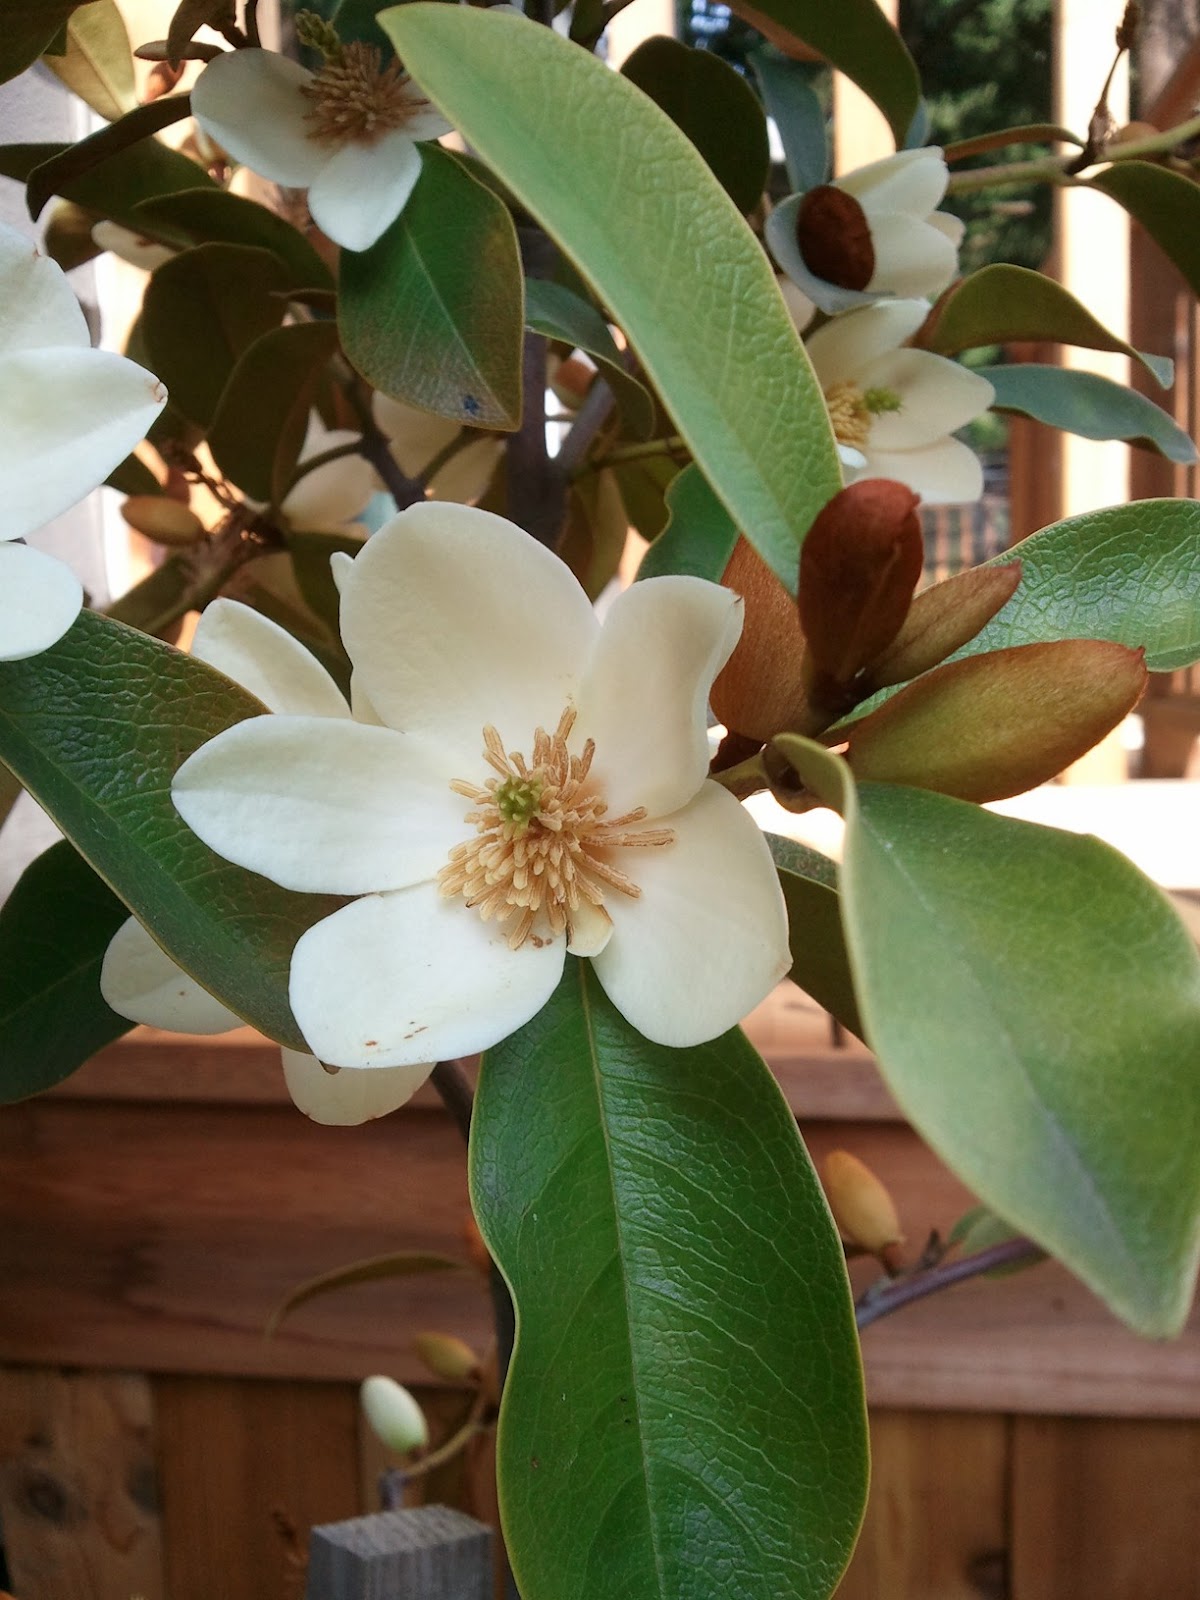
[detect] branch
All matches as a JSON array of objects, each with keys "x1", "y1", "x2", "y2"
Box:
[{"x1": 855, "y1": 1235, "x2": 1045, "y2": 1330}]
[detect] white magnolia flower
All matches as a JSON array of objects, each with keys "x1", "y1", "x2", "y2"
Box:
[
  {"x1": 373, "y1": 392, "x2": 503, "y2": 505},
  {"x1": 767, "y1": 147, "x2": 964, "y2": 314},
  {"x1": 100, "y1": 598, "x2": 429, "y2": 1125},
  {"x1": 0, "y1": 223, "x2": 166, "y2": 660},
  {"x1": 191, "y1": 45, "x2": 451, "y2": 253},
  {"x1": 91, "y1": 221, "x2": 175, "y2": 273},
  {"x1": 806, "y1": 300, "x2": 995, "y2": 504},
  {"x1": 171, "y1": 503, "x2": 790, "y2": 1069},
  {"x1": 276, "y1": 414, "x2": 377, "y2": 532}
]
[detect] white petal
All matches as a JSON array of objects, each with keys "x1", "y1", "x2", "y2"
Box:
[
  {"x1": 91, "y1": 221, "x2": 175, "y2": 273},
  {"x1": 0, "y1": 543, "x2": 81, "y2": 660},
  {"x1": 397, "y1": 80, "x2": 454, "y2": 143},
  {"x1": 576, "y1": 577, "x2": 743, "y2": 819},
  {"x1": 281, "y1": 1048, "x2": 432, "y2": 1124},
  {"x1": 0, "y1": 347, "x2": 165, "y2": 542},
  {"x1": 330, "y1": 550, "x2": 355, "y2": 593},
  {"x1": 101, "y1": 916, "x2": 243, "y2": 1033},
  {"x1": 862, "y1": 437, "x2": 985, "y2": 503},
  {"x1": 290, "y1": 884, "x2": 565, "y2": 1068},
  {"x1": 430, "y1": 437, "x2": 504, "y2": 503},
  {"x1": 839, "y1": 147, "x2": 948, "y2": 218},
  {"x1": 283, "y1": 427, "x2": 376, "y2": 527},
  {"x1": 928, "y1": 209, "x2": 965, "y2": 248},
  {"x1": 191, "y1": 49, "x2": 325, "y2": 187},
  {"x1": 307, "y1": 132, "x2": 423, "y2": 252},
  {"x1": 373, "y1": 392, "x2": 459, "y2": 466},
  {"x1": 593, "y1": 784, "x2": 790, "y2": 1047},
  {"x1": 866, "y1": 214, "x2": 959, "y2": 299},
  {"x1": 861, "y1": 349, "x2": 994, "y2": 449},
  {"x1": 804, "y1": 300, "x2": 930, "y2": 389},
  {"x1": 172, "y1": 715, "x2": 465, "y2": 894},
  {"x1": 191, "y1": 598, "x2": 351, "y2": 719},
  {"x1": 566, "y1": 899, "x2": 613, "y2": 958},
  {"x1": 339, "y1": 502, "x2": 599, "y2": 750},
  {"x1": 778, "y1": 275, "x2": 815, "y2": 335},
  {"x1": 0, "y1": 221, "x2": 89, "y2": 350}
]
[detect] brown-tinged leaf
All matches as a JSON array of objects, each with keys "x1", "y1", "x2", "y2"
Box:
[
  {"x1": 865, "y1": 561, "x2": 1023, "y2": 689},
  {"x1": 846, "y1": 639, "x2": 1148, "y2": 802},
  {"x1": 711, "y1": 535, "x2": 808, "y2": 742},
  {"x1": 26, "y1": 94, "x2": 193, "y2": 220},
  {"x1": 167, "y1": 0, "x2": 234, "y2": 66},
  {"x1": 266, "y1": 1252, "x2": 469, "y2": 1339},
  {"x1": 795, "y1": 185, "x2": 874, "y2": 291}
]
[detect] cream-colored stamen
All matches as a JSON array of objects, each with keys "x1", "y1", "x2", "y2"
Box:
[
  {"x1": 301, "y1": 43, "x2": 429, "y2": 147},
  {"x1": 824, "y1": 380, "x2": 904, "y2": 452},
  {"x1": 438, "y1": 707, "x2": 674, "y2": 950}
]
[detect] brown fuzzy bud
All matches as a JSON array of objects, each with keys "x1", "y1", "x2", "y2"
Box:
[
  {"x1": 822, "y1": 1150, "x2": 904, "y2": 1259},
  {"x1": 121, "y1": 495, "x2": 205, "y2": 546},
  {"x1": 846, "y1": 639, "x2": 1148, "y2": 802},
  {"x1": 795, "y1": 186, "x2": 874, "y2": 290},
  {"x1": 711, "y1": 537, "x2": 808, "y2": 742},
  {"x1": 864, "y1": 561, "x2": 1022, "y2": 690}
]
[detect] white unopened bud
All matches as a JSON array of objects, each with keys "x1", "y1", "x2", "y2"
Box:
[{"x1": 360, "y1": 1375, "x2": 429, "y2": 1455}]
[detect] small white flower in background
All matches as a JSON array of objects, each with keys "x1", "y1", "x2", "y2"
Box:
[
  {"x1": 100, "y1": 598, "x2": 430, "y2": 1126},
  {"x1": 806, "y1": 299, "x2": 995, "y2": 504},
  {"x1": 360, "y1": 1375, "x2": 429, "y2": 1455},
  {"x1": 767, "y1": 147, "x2": 963, "y2": 315},
  {"x1": 90, "y1": 221, "x2": 175, "y2": 274},
  {"x1": 190, "y1": 28, "x2": 452, "y2": 254},
  {"x1": 274, "y1": 414, "x2": 378, "y2": 532},
  {"x1": 0, "y1": 223, "x2": 166, "y2": 661},
  {"x1": 171, "y1": 503, "x2": 790, "y2": 1070},
  {"x1": 373, "y1": 392, "x2": 503, "y2": 505}
]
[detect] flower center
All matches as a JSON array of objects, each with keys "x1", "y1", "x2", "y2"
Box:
[
  {"x1": 437, "y1": 707, "x2": 674, "y2": 951},
  {"x1": 298, "y1": 31, "x2": 427, "y2": 149},
  {"x1": 823, "y1": 381, "x2": 903, "y2": 451}
]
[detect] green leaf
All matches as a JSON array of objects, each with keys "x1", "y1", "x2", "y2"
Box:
[
  {"x1": 0, "y1": 840, "x2": 132, "y2": 1103},
  {"x1": 380, "y1": 4, "x2": 842, "y2": 589},
  {"x1": 920, "y1": 264, "x2": 1173, "y2": 388},
  {"x1": 104, "y1": 452, "x2": 162, "y2": 497},
  {"x1": 266, "y1": 1251, "x2": 468, "y2": 1338},
  {"x1": 610, "y1": 454, "x2": 679, "y2": 543},
  {"x1": 339, "y1": 145, "x2": 523, "y2": 431},
  {"x1": 473, "y1": 959, "x2": 867, "y2": 1600},
  {"x1": 45, "y1": 0, "x2": 136, "y2": 120},
  {"x1": 962, "y1": 499, "x2": 1200, "y2": 673},
  {"x1": 1090, "y1": 162, "x2": 1200, "y2": 303},
  {"x1": 0, "y1": 0, "x2": 90, "y2": 87},
  {"x1": 105, "y1": 556, "x2": 196, "y2": 638},
  {"x1": 0, "y1": 611, "x2": 340, "y2": 1050},
  {"x1": 621, "y1": 36, "x2": 769, "y2": 214},
  {"x1": 0, "y1": 134, "x2": 213, "y2": 233},
  {"x1": 979, "y1": 364, "x2": 1197, "y2": 463},
  {"x1": 636, "y1": 464, "x2": 738, "y2": 581},
  {"x1": 141, "y1": 243, "x2": 290, "y2": 429},
  {"x1": 207, "y1": 321, "x2": 341, "y2": 504},
  {"x1": 285, "y1": 529, "x2": 367, "y2": 641},
  {"x1": 524, "y1": 277, "x2": 654, "y2": 440},
  {"x1": 727, "y1": 0, "x2": 919, "y2": 146},
  {"x1": 749, "y1": 47, "x2": 829, "y2": 194},
  {"x1": 767, "y1": 834, "x2": 863, "y2": 1038},
  {"x1": 840, "y1": 780, "x2": 1200, "y2": 1337},
  {"x1": 167, "y1": 0, "x2": 233, "y2": 67},
  {"x1": 25, "y1": 94, "x2": 194, "y2": 220},
  {"x1": 133, "y1": 187, "x2": 334, "y2": 291}
]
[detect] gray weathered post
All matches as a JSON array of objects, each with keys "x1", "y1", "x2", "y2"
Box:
[{"x1": 305, "y1": 1505, "x2": 493, "y2": 1600}]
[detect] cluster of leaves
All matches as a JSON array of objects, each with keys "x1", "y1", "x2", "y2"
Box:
[{"x1": 1, "y1": 3, "x2": 1200, "y2": 1598}]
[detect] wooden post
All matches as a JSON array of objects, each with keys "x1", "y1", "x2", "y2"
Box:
[{"x1": 305, "y1": 1505, "x2": 493, "y2": 1600}]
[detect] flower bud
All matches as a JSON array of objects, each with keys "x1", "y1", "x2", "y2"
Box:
[
  {"x1": 846, "y1": 639, "x2": 1148, "y2": 802},
  {"x1": 711, "y1": 536, "x2": 808, "y2": 742},
  {"x1": 822, "y1": 1150, "x2": 903, "y2": 1258},
  {"x1": 121, "y1": 495, "x2": 205, "y2": 547},
  {"x1": 795, "y1": 186, "x2": 874, "y2": 291},
  {"x1": 414, "y1": 1332, "x2": 480, "y2": 1383},
  {"x1": 863, "y1": 561, "x2": 1023, "y2": 690},
  {"x1": 360, "y1": 1376, "x2": 429, "y2": 1455}
]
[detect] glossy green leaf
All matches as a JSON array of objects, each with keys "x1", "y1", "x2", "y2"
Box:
[
  {"x1": 920, "y1": 263, "x2": 1173, "y2": 388},
  {"x1": 749, "y1": 47, "x2": 829, "y2": 194},
  {"x1": 637, "y1": 464, "x2": 738, "y2": 581},
  {"x1": 141, "y1": 243, "x2": 289, "y2": 428},
  {"x1": 621, "y1": 36, "x2": 769, "y2": 214},
  {"x1": 768, "y1": 834, "x2": 863, "y2": 1037},
  {"x1": 0, "y1": 840, "x2": 132, "y2": 1103},
  {"x1": 26, "y1": 94, "x2": 194, "y2": 220},
  {"x1": 728, "y1": 0, "x2": 918, "y2": 145},
  {"x1": 978, "y1": 364, "x2": 1196, "y2": 463},
  {"x1": 133, "y1": 187, "x2": 334, "y2": 291},
  {"x1": 339, "y1": 145, "x2": 523, "y2": 430},
  {"x1": 207, "y1": 321, "x2": 340, "y2": 504},
  {"x1": 45, "y1": 0, "x2": 135, "y2": 120},
  {"x1": 843, "y1": 781, "x2": 1200, "y2": 1337},
  {"x1": 1090, "y1": 162, "x2": 1200, "y2": 302},
  {"x1": 1, "y1": 0, "x2": 89, "y2": 86},
  {"x1": 962, "y1": 499, "x2": 1200, "y2": 673},
  {"x1": 381, "y1": 4, "x2": 842, "y2": 589},
  {"x1": 0, "y1": 133, "x2": 212, "y2": 233},
  {"x1": 0, "y1": 612, "x2": 341, "y2": 1050},
  {"x1": 524, "y1": 278, "x2": 654, "y2": 440},
  {"x1": 473, "y1": 959, "x2": 867, "y2": 1600}
]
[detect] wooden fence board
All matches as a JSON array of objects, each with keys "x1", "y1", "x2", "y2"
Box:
[{"x1": 0, "y1": 1369, "x2": 164, "y2": 1600}]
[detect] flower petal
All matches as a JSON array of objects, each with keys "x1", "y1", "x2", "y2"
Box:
[
  {"x1": 290, "y1": 883, "x2": 565, "y2": 1068},
  {"x1": 804, "y1": 300, "x2": 930, "y2": 390},
  {"x1": 0, "y1": 222, "x2": 89, "y2": 350},
  {"x1": 928, "y1": 209, "x2": 965, "y2": 248},
  {"x1": 372, "y1": 394, "x2": 501, "y2": 502},
  {"x1": 191, "y1": 598, "x2": 351, "y2": 719},
  {"x1": 100, "y1": 916, "x2": 243, "y2": 1033},
  {"x1": 339, "y1": 502, "x2": 599, "y2": 750},
  {"x1": 866, "y1": 213, "x2": 959, "y2": 299},
  {"x1": 593, "y1": 783, "x2": 790, "y2": 1046},
  {"x1": 397, "y1": 80, "x2": 454, "y2": 142},
  {"x1": 840, "y1": 147, "x2": 948, "y2": 217},
  {"x1": 281, "y1": 1048, "x2": 433, "y2": 1124},
  {"x1": 862, "y1": 349, "x2": 994, "y2": 449},
  {"x1": 172, "y1": 715, "x2": 465, "y2": 894},
  {"x1": 861, "y1": 437, "x2": 985, "y2": 503},
  {"x1": 307, "y1": 132, "x2": 423, "y2": 253},
  {"x1": 566, "y1": 899, "x2": 613, "y2": 958},
  {"x1": 764, "y1": 194, "x2": 881, "y2": 317},
  {"x1": 0, "y1": 542, "x2": 81, "y2": 661},
  {"x1": 575, "y1": 576, "x2": 743, "y2": 819},
  {"x1": 283, "y1": 427, "x2": 376, "y2": 527},
  {"x1": 191, "y1": 49, "x2": 325, "y2": 186},
  {"x1": 0, "y1": 347, "x2": 165, "y2": 542}
]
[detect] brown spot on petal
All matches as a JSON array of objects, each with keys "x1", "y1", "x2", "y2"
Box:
[{"x1": 796, "y1": 186, "x2": 874, "y2": 290}]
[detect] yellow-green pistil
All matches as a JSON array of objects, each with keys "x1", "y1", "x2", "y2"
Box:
[{"x1": 824, "y1": 381, "x2": 904, "y2": 452}]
